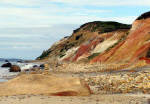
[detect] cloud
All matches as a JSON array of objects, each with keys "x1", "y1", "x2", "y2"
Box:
[
  {"x1": 0, "y1": 0, "x2": 149, "y2": 59},
  {"x1": 0, "y1": 0, "x2": 41, "y2": 6},
  {"x1": 0, "y1": 0, "x2": 147, "y2": 28},
  {"x1": 50, "y1": 0, "x2": 150, "y2": 6},
  {"x1": 0, "y1": 6, "x2": 135, "y2": 28},
  {"x1": 0, "y1": 6, "x2": 112, "y2": 27},
  {"x1": 0, "y1": 24, "x2": 79, "y2": 59},
  {"x1": 1, "y1": 0, "x2": 150, "y2": 6}
]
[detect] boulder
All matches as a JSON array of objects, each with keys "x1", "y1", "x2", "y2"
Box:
[
  {"x1": 30, "y1": 67, "x2": 40, "y2": 71},
  {"x1": 17, "y1": 60, "x2": 23, "y2": 63},
  {"x1": 1, "y1": 63, "x2": 12, "y2": 67},
  {"x1": 24, "y1": 67, "x2": 40, "y2": 72},
  {"x1": 33, "y1": 65, "x2": 38, "y2": 68},
  {"x1": 40, "y1": 64, "x2": 45, "y2": 69},
  {"x1": 0, "y1": 74, "x2": 91, "y2": 96},
  {"x1": 24, "y1": 69, "x2": 30, "y2": 72},
  {"x1": 9, "y1": 65, "x2": 21, "y2": 72},
  {"x1": 39, "y1": 64, "x2": 50, "y2": 70},
  {"x1": 5, "y1": 60, "x2": 9, "y2": 62},
  {"x1": 44, "y1": 64, "x2": 49, "y2": 70}
]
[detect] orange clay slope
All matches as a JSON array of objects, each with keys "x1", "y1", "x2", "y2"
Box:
[
  {"x1": 37, "y1": 21, "x2": 131, "y2": 61},
  {"x1": 91, "y1": 12, "x2": 150, "y2": 65},
  {"x1": 66, "y1": 30, "x2": 129, "y2": 62}
]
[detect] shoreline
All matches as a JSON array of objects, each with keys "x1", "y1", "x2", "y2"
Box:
[
  {"x1": 0, "y1": 61, "x2": 149, "y2": 104},
  {"x1": 0, "y1": 60, "x2": 45, "y2": 83}
]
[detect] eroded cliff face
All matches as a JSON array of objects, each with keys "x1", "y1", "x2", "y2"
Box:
[
  {"x1": 37, "y1": 11, "x2": 150, "y2": 68},
  {"x1": 62, "y1": 30, "x2": 129, "y2": 62},
  {"x1": 91, "y1": 13, "x2": 150, "y2": 65},
  {"x1": 37, "y1": 21, "x2": 130, "y2": 62}
]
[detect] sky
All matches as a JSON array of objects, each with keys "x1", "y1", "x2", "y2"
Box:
[{"x1": 0, "y1": 0, "x2": 150, "y2": 59}]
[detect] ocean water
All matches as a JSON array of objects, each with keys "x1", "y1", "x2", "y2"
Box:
[{"x1": 0, "y1": 61, "x2": 40, "y2": 82}]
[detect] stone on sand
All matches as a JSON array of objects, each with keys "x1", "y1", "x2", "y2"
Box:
[
  {"x1": 1, "y1": 62, "x2": 12, "y2": 67},
  {"x1": 9, "y1": 65, "x2": 21, "y2": 72}
]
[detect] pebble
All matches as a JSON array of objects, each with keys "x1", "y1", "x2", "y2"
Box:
[{"x1": 85, "y1": 71, "x2": 150, "y2": 94}]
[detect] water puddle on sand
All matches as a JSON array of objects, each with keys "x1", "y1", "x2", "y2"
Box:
[{"x1": 0, "y1": 78, "x2": 8, "y2": 82}]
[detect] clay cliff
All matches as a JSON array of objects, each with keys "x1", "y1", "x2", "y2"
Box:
[
  {"x1": 91, "y1": 11, "x2": 150, "y2": 65},
  {"x1": 37, "y1": 11, "x2": 150, "y2": 68},
  {"x1": 37, "y1": 21, "x2": 130, "y2": 61}
]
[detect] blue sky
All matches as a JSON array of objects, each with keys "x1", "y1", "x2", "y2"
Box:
[{"x1": 0, "y1": 0, "x2": 150, "y2": 59}]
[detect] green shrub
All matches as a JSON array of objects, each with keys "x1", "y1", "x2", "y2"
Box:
[
  {"x1": 59, "y1": 53, "x2": 66, "y2": 58},
  {"x1": 73, "y1": 21, "x2": 131, "y2": 34},
  {"x1": 36, "y1": 50, "x2": 51, "y2": 60},
  {"x1": 88, "y1": 52, "x2": 101, "y2": 60},
  {"x1": 136, "y1": 11, "x2": 150, "y2": 20}
]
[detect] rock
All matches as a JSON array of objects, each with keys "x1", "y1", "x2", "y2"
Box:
[
  {"x1": 0, "y1": 74, "x2": 91, "y2": 96},
  {"x1": 17, "y1": 60, "x2": 23, "y2": 63},
  {"x1": 9, "y1": 65, "x2": 21, "y2": 72},
  {"x1": 5, "y1": 60, "x2": 9, "y2": 62},
  {"x1": 39, "y1": 64, "x2": 50, "y2": 70},
  {"x1": 40, "y1": 64, "x2": 44, "y2": 69},
  {"x1": 85, "y1": 70, "x2": 150, "y2": 94},
  {"x1": 24, "y1": 67, "x2": 40, "y2": 72},
  {"x1": 33, "y1": 65, "x2": 38, "y2": 68},
  {"x1": 30, "y1": 67, "x2": 40, "y2": 71},
  {"x1": 1, "y1": 63, "x2": 12, "y2": 67},
  {"x1": 44, "y1": 64, "x2": 49, "y2": 70},
  {"x1": 24, "y1": 69, "x2": 30, "y2": 72}
]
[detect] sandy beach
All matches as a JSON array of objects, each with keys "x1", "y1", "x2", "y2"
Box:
[
  {"x1": 1, "y1": 2, "x2": 150, "y2": 104},
  {"x1": 0, "y1": 94, "x2": 149, "y2": 104},
  {"x1": 0, "y1": 66, "x2": 149, "y2": 104}
]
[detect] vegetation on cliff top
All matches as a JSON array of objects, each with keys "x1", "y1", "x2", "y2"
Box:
[
  {"x1": 73, "y1": 21, "x2": 131, "y2": 34},
  {"x1": 37, "y1": 50, "x2": 51, "y2": 60},
  {"x1": 136, "y1": 11, "x2": 150, "y2": 20}
]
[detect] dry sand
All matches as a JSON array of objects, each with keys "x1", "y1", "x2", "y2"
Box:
[
  {"x1": 0, "y1": 74, "x2": 91, "y2": 96},
  {"x1": 0, "y1": 94, "x2": 149, "y2": 104},
  {"x1": 0, "y1": 65, "x2": 149, "y2": 104}
]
